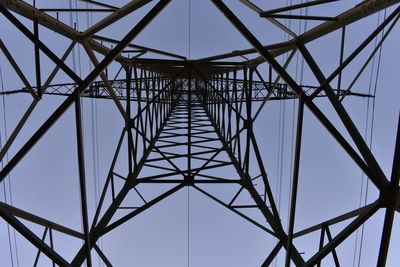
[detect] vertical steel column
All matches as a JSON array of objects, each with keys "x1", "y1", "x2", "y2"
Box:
[
  {"x1": 152, "y1": 72, "x2": 157, "y2": 136},
  {"x1": 244, "y1": 68, "x2": 251, "y2": 174},
  {"x1": 285, "y1": 97, "x2": 304, "y2": 267},
  {"x1": 221, "y1": 73, "x2": 226, "y2": 138},
  {"x1": 187, "y1": 66, "x2": 192, "y2": 184},
  {"x1": 74, "y1": 95, "x2": 93, "y2": 267},
  {"x1": 126, "y1": 67, "x2": 134, "y2": 174},
  {"x1": 33, "y1": 18, "x2": 42, "y2": 98},
  {"x1": 226, "y1": 72, "x2": 232, "y2": 148},
  {"x1": 49, "y1": 228, "x2": 56, "y2": 267},
  {"x1": 336, "y1": 27, "x2": 345, "y2": 95},
  {"x1": 143, "y1": 70, "x2": 150, "y2": 141},
  {"x1": 317, "y1": 227, "x2": 326, "y2": 267},
  {"x1": 217, "y1": 74, "x2": 221, "y2": 130},
  {"x1": 233, "y1": 71, "x2": 241, "y2": 166},
  {"x1": 376, "y1": 113, "x2": 400, "y2": 266}
]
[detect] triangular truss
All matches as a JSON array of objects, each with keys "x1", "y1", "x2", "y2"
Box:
[{"x1": 0, "y1": 0, "x2": 400, "y2": 266}]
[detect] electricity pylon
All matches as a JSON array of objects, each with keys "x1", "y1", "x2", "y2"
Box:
[{"x1": 0, "y1": 0, "x2": 399, "y2": 266}]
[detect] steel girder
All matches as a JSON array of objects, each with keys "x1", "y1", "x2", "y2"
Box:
[{"x1": 0, "y1": 0, "x2": 399, "y2": 266}]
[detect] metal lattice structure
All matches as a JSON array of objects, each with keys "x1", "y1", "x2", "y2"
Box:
[{"x1": 0, "y1": 0, "x2": 399, "y2": 266}]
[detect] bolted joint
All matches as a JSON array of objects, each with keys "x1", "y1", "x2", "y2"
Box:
[
  {"x1": 379, "y1": 184, "x2": 400, "y2": 212},
  {"x1": 125, "y1": 118, "x2": 135, "y2": 128},
  {"x1": 184, "y1": 175, "x2": 194, "y2": 186},
  {"x1": 241, "y1": 178, "x2": 253, "y2": 189},
  {"x1": 243, "y1": 119, "x2": 253, "y2": 129}
]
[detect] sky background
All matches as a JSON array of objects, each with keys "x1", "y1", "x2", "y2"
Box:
[{"x1": 0, "y1": 0, "x2": 400, "y2": 266}]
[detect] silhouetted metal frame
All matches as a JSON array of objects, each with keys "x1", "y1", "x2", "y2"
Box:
[
  {"x1": 210, "y1": 0, "x2": 400, "y2": 265},
  {"x1": 0, "y1": 0, "x2": 399, "y2": 266}
]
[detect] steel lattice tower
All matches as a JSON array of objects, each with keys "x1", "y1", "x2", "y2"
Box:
[{"x1": 0, "y1": 0, "x2": 400, "y2": 266}]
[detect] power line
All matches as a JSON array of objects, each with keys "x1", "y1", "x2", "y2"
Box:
[
  {"x1": 187, "y1": 2, "x2": 192, "y2": 266},
  {"x1": 187, "y1": 186, "x2": 190, "y2": 267},
  {"x1": 0, "y1": 52, "x2": 19, "y2": 267},
  {"x1": 354, "y1": 8, "x2": 386, "y2": 267},
  {"x1": 188, "y1": 0, "x2": 192, "y2": 60}
]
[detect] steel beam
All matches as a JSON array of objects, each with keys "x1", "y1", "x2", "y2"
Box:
[
  {"x1": 0, "y1": 41, "x2": 76, "y2": 163},
  {"x1": 376, "y1": 113, "x2": 400, "y2": 266},
  {"x1": 93, "y1": 244, "x2": 113, "y2": 267},
  {"x1": 325, "y1": 226, "x2": 341, "y2": 267},
  {"x1": 262, "y1": 241, "x2": 283, "y2": 266},
  {"x1": 82, "y1": 40, "x2": 130, "y2": 122},
  {"x1": 0, "y1": 205, "x2": 71, "y2": 267},
  {"x1": 74, "y1": 95, "x2": 93, "y2": 267},
  {"x1": 0, "y1": 0, "x2": 172, "y2": 183},
  {"x1": 294, "y1": 203, "x2": 376, "y2": 238},
  {"x1": 209, "y1": 0, "x2": 383, "y2": 191},
  {"x1": 341, "y1": 13, "x2": 400, "y2": 101},
  {"x1": 0, "y1": 4, "x2": 82, "y2": 83},
  {"x1": 304, "y1": 201, "x2": 380, "y2": 267},
  {"x1": 285, "y1": 97, "x2": 304, "y2": 267},
  {"x1": 98, "y1": 183, "x2": 184, "y2": 236},
  {"x1": 260, "y1": 0, "x2": 338, "y2": 16},
  {"x1": 72, "y1": 84, "x2": 173, "y2": 265},
  {"x1": 238, "y1": 0, "x2": 297, "y2": 37},
  {"x1": 80, "y1": 0, "x2": 118, "y2": 10},
  {"x1": 81, "y1": 0, "x2": 153, "y2": 38},
  {"x1": 193, "y1": 185, "x2": 276, "y2": 236},
  {"x1": 196, "y1": 0, "x2": 400, "y2": 69},
  {"x1": 0, "y1": 40, "x2": 38, "y2": 100},
  {"x1": 0, "y1": 201, "x2": 84, "y2": 239},
  {"x1": 203, "y1": 90, "x2": 305, "y2": 266},
  {"x1": 33, "y1": 227, "x2": 48, "y2": 267},
  {"x1": 261, "y1": 14, "x2": 337, "y2": 21},
  {"x1": 309, "y1": 8, "x2": 400, "y2": 99},
  {"x1": 297, "y1": 41, "x2": 388, "y2": 189}
]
